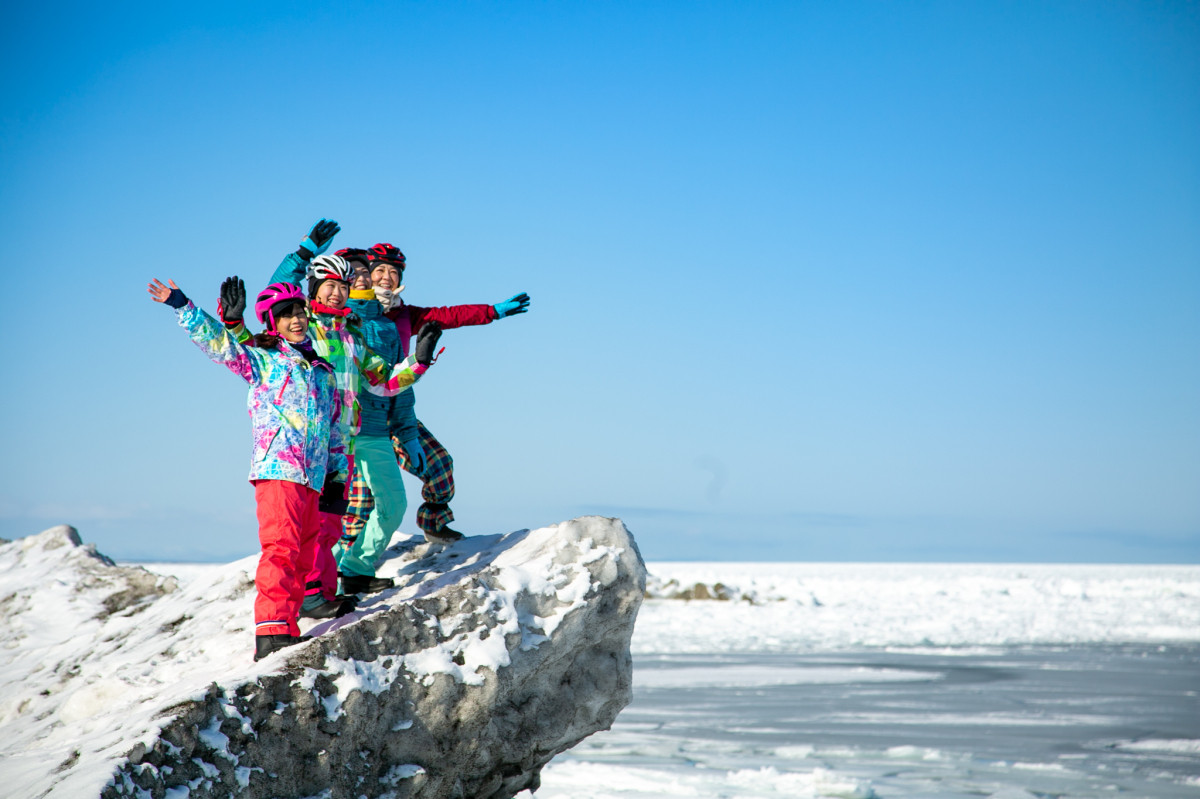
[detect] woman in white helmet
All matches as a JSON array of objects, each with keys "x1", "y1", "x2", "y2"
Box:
[{"x1": 227, "y1": 220, "x2": 443, "y2": 616}]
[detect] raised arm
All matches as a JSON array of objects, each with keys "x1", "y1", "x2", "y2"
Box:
[
  {"x1": 270, "y1": 218, "x2": 341, "y2": 286},
  {"x1": 147, "y1": 277, "x2": 263, "y2": 384},
  {"x1": 217, "y1": 275, "x2": 253, "y2": 343}
]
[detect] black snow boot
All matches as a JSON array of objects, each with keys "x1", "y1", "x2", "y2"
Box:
[
  {"x1": 424, "y1": 526, "x2": 465, "y2": 544},
  {"x1": 298, "y1": 596, "x2": 356, "y2": 619},
  {"x1": 254, "y1": 634, "x2": 309, "y2": 662},
  {"x1": 339, "y1": 572, "x2": 394, "y2": 594}
]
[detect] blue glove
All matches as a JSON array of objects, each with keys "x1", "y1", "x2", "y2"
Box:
[
  {"x1": 401, "y1": 437, "x2": 426, "y2": 476},
  {"x1": 494, "y1": 292, "x2": 530, "y2": 318},
  {"x1": 299, "y1": 218, "x2": 341, "y2": 258}
]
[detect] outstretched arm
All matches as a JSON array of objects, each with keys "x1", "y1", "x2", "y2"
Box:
[
  {"x1": 405, "y1": 300, "x2": 500, "y2": 331},
  {"x1": 402, "y1": 292, "x2": 530, "y2": 332},
  {"x1": 147, "y1": 278, "x2": 188, "y2": 308},
  {"x1": 362, "y1": 323, "x2": 442, "y2": 396},
  {"x1": 147, "y1": 277, "x2": 262, "y2": 383}
]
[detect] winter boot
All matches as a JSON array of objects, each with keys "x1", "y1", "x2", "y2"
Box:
[
  {"x1": 425, "y1": 526, "x2": 465, "y2": 544},
  {"x1": 339, "y1": 571, "x2": 394, "y2": 594},
  {"x1": 298, "y1": 594, "x2": 355, "y2": 619},
  {"x1": 254, "y1": 634, "x2": 309, "y2": 662}
]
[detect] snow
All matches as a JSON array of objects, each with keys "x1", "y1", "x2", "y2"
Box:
[
  {"x1": 632, "y1": 665, "x2": 940, "y2": 688},
  {"x1": 0, "y1": 523, "x2": 629, "y2": 798},
  {"x1": 545, "y1": 561, "x2": 1200, "y2": 798},
  {"x1": 2, "y1": 527, "x2": 1197, "y2": 798},
  {"x1": 636, "y1": 562, "x2": 1200, "y2": 652},
  {"x1": 1116, "y1": 739, "x2": 1200, "y2": 755}
]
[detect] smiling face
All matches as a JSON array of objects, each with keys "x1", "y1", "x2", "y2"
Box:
[
  {"x1": 370, "y1": 262, "x2": 403, "y2": 290},
  {"x1": 271, "y1": 301, "x2": 309, "y2": 343},
  {"x1": 315, "y1": 279, "x2": 349, "y2": 309},
  {"x1": 351, "y1": 262, "x2": 372, "y2": 291}
]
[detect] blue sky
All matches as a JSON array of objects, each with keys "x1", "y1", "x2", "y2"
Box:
[{"x1": 1, "y1": 1, "x2": 1196, "y2": 562}]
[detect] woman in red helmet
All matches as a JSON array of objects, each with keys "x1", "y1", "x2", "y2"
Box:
[{"x1": 334, "y1": 241, "x2": 529, "y2": 582}]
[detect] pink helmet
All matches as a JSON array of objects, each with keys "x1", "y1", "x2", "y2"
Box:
[{"x1": 255, "y1": 282, "x2": 306, "y2": 328}]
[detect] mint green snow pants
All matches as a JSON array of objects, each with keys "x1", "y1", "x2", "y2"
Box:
[{"x1": 335, "y1": 435, "x2": 407, "y2": 578}]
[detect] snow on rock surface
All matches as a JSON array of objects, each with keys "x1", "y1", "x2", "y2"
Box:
[{"x1": 0, "y1": 518, "x2": 646, "y2": 799}]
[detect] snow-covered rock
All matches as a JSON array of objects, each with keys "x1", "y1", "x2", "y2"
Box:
[{"x1": 0, "y1": 517, "x2": 646, "y2": 799}]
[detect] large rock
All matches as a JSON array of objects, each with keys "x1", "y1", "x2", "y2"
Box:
[{"x1": 0, "y1": 517, "x2": 646, "y2": 799}]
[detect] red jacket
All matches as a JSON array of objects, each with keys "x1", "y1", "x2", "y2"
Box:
[{"x1": 388, "y1": 301, "x2": 497, "y2": 358}]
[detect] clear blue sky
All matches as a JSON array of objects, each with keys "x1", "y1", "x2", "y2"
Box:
[{"x1": 1, "y1": 1, "x2": 1196, "y2": 562}]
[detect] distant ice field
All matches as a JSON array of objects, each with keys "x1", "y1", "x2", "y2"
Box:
[{"x1": 634, "y1": 562, "x2": 1200, "y2": 653}]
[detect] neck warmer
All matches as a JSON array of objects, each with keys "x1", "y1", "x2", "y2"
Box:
[
  {"x1": 310, "y1": 301, "x2": 352, "y2": 317},
  {"x1": 373, "y1": 285, "x2": 406, "y2": 312},
  {"x1": 291, "y1": 338, "x2": 320, "y2": 363}
]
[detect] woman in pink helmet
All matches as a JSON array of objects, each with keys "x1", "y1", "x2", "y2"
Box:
[{"x1": 147, "y1": 276, "x2": 438, "y2": 661}]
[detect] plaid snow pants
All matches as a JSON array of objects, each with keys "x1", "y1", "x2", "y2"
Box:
[{"x1": 341, "y1": 420, "x2": 455, "y2": 540}]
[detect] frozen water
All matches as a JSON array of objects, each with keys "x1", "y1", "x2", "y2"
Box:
[
  {"x1": 531, "y1": 562, "x2": 1200, "y2": 798},
  {"x1": 532, "y1": 646, "x2": 1199, "y2": 798}
]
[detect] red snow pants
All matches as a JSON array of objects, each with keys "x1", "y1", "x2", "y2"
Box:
[
  {"x1": 253, "y1": 480, "x2": 320, "y2": 636},
  {"x1": 305, "y1": 512, "x2": 343, "y2": 602}
]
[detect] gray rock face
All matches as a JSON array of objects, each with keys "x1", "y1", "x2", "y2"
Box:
[{"x1": 6, "y1": 517, "x2": 644, "y2": 799}]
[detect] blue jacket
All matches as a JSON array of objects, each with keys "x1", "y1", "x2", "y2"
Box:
[
  {"x1": 347, "y1": 294, "x2": 405, "y2": 438},
  {"x1": 350, "y1": 292, "x2": 499, "y2": 442}
]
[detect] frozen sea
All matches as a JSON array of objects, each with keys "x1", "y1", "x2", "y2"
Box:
[
  {"x1": 533, "y1": 562, "x2": 1200, "y2": 799},
  {"x1": 141, "y1": 559, "x2": 1200, "y2": 798}
]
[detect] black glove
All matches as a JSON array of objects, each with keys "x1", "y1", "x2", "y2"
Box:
[
  {"x1": 163, "y1": 287, "x2": 188, "y2": 309},
  {"x1": 218, "y1": 276, "x2": 246, "y2": 324},
  {"x1": 298, "y1": 219, "x2": 341, "y2": 259},
  {"x1": 414, "y1": 322, "x2": 443, "y2": 366},
  {"x1": 318, "y1": 475, "x2": 349, "y2": 515}
]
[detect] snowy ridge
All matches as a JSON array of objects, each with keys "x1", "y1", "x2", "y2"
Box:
[{"x1": 0, "y1": 519, "x2": 647, "y2": 799}]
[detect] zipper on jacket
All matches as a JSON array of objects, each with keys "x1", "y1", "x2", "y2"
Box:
[
  {"x1": 301, "y1": 359, "x2": 336, "y2": 487},
  {"x1": 275, "y1": 373, "x2": 291, "y2": 405}
]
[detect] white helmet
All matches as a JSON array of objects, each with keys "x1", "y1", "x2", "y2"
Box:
[{"x1": 307, "y1": 254, "x2": 353, "y2": 283}]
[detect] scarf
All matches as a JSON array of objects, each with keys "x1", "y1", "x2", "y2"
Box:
[
  {"x1": 372, "y1": 284, "x2": 405, "y2": 312},
  {"x1": 310, "y1": 301, "x2": 352, "y2": 317}
]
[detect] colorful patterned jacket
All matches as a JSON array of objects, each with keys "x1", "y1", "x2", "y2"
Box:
[{"x1": 176, "y1": 300, "x2": 349, "y2": 488}]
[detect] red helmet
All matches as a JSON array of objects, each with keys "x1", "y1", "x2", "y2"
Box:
[{"x1": 367, "y1": 242, "x2": 406, "y2": 265}]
